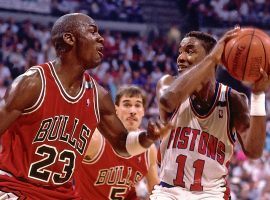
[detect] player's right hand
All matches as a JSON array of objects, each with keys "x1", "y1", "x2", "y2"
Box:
[
  {"x1": 146, "y1": 119, "x2": 172, "y2": 142},
  {"x1": 209, "y1": 26, "x2": 240, "y2": 65}
]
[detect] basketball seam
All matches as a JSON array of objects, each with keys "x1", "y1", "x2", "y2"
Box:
[
  {"x1": 253, "y1": 34, "x2": 267, "y2": 74},
  {"x1": 242, "y1": 29, "x2": 255, "y2": 80},
  {"x1": 226, "y1": 34, "x2": 252, "y2": 71}
]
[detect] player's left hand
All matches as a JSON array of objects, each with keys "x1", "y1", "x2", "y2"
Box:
[
  {"x1": 146, "y1": 119, "x2": 172, "y2": 141},
  {"x1": 252, "y1": 68, "x2": 270, "y2": 93}
]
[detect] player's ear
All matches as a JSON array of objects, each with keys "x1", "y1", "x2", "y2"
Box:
[
  {"x1": 63, "y1": 32, "x2": 75, "y2": 46},
  {"x1": 115, "y1": 105, "x2": 119, "y2": 115}
]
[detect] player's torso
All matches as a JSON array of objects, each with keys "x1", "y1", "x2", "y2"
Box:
[
  {"x1": 75, "y1": 136, "x2": 149, "y2": 200},
  {"x1": 0, "y1": 62, "x2": 100, "y2": 188},
  {"x1": 160, "y1": 83, "x2": 235, "y2": 192}
]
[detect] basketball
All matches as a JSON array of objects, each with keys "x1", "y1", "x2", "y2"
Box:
[{"x1": 222, "y1": 27, "x2": 270, "y2": 83}]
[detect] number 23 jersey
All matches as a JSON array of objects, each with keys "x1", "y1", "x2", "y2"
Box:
[{"x1": 0, "y1": 62, "x2": 99, "y2": 198}]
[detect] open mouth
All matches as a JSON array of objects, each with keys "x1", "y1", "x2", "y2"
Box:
[
  {"x1": 97, "y1": 46, "x2": 104, "y2": 58},
  {"x1": 178, "y1": 65, "x2": 188, "y2": 73}
]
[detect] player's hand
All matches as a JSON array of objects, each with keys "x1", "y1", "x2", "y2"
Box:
[
  {"x1": 252, "y1": 68, "x2": 270, "y2": 93},
  {"x1": 146, "y1": 119, "x2": 172, "y2": 142},
  {"x1": 209, "y1": 26, "x2": 240, "y2": 65}
]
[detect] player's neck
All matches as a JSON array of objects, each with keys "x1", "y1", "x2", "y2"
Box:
[
  {"x1": 191, "y1": 81, "x2": 216, "y2": 114},
  {"x1": 51, "y1": 59, "x2": 85, "y2": 95}
]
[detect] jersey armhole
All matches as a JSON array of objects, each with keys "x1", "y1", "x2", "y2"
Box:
[
  {"x1": 82, "y1": 136, "x2": 105, "y2": 164},
  {"x1": 89, "y1": 76, "x2": 100, "y2": 123},
  {"x1": 226, "y1": 87, "x2": 236, "y2": 144},
  {"x1": 22, "y1": 66, "x2": 46, "y2": 114}
]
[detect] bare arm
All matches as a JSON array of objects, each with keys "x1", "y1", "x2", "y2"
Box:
[
  {"x1": 145, "y1": 144, "x2": 159, "y2": 192},
  {"x1": 231, "y1": 67, "x2": 270, "y2": 159},
  {"x1": 158, "y1": 28, "x2": 240, "y2": 116},
  {"x1": 156, "y1": 74, "x2": 174, "y2": 122},
  {"x1": 0, "y1": 70, "x2": 41, "y2": 136},
  {"x1": 97, "y1": 85, "x2": 129, "y2": 156}
]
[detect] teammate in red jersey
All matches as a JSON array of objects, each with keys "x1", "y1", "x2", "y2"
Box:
[
  {"x1": 0, "y1": 13, "x2": 169, "y2": 199},
  {"x1": 151, "y1": 27, "x2": 270, "y2": 199},
  {"x1": 75, "y1": 85, "x2": 159, "y2": 200}
]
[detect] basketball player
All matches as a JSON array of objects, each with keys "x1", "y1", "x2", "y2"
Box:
[
  {"x1": 151, "y1": 27, "x2": 270, "y2": 199},
  {"x1": 74, "y1": 85, "x2": 159, "y2": 199},
  {"x1": 0, "y1": 13, "x2": 169, "y2": 199}
]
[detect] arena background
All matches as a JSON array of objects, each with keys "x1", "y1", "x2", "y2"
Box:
[{"x1": 0, "y1": 0, "x2": 269, "y2": 199}]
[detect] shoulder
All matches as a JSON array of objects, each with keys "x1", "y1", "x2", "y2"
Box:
[
  {"x1": 228, "y1": 88, "x2": 250, "y2": 130},
  {"x1": 229, "y1": 88, "x2": 249, "y2": 109},
  {"x1": 4, "y1": 68, "x2": 42, "y2": 112},
  {"x1": 95, "y1": 83, "x2": 115, "y2": 115},
  {"x1": 157, "y1": 74, "x2": 174, "y2": 90}
]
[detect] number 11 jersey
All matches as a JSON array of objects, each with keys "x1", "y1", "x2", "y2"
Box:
[{"x1": 160, "y1": 83, "x2": 235, "y2": 198}]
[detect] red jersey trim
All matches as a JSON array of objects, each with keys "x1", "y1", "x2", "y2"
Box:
[
  {"x1": 48, "y1": 62, "x2": 86, "y2": 103},
  {"x1": 91, "y1": 77, "x2": 100, "y2": 123},
  {"x1": 189, "y1": 83, "x2": 221, "y2": 119},
  {"x1": 82, "y1": 135, "x2": 105, "y2": 164},
  {"x1": 22, "y1": 66, "x2": 46, "y2": 115}
]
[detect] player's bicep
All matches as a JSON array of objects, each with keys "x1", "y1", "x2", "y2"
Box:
[
  {"x1": 145, "y1": 145, "x2": 159, "y2": 192},
  {"x1": 97, "y1": 85, "x2": 128, "y2": 155},
  {"x1": 230, "y1": 90, "x2": 250, "y2": 134},
  {"x1": 0, "y1": 70, "x2": 42, "y2": 135},
  {"x1": 156, "y1": 75, "x2": 174, "y2": 122}
]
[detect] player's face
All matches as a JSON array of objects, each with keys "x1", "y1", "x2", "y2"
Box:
[
  {"x1": 75, "y1": 16, "x2": 104, "y2": 69},
  {"x1": 177, "y1": 37, "x2": 207, "y2": 73},
  {"x1": 115, "y1": 95, "x2": 145, "y2": 132}
]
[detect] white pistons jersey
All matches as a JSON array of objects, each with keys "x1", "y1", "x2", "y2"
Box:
[{"x1": 160, "y1": 83, "x2": 235, "y2": 195}]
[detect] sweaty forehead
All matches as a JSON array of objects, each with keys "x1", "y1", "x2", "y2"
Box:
[{"x1": 180, "y1": 37, "x2": 203, "y2": 49}]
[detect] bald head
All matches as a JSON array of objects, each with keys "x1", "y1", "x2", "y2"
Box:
[{"x1": 51, "y1": 13, "x2": 96, "y2": 55}]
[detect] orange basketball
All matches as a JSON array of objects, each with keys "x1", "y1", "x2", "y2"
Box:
[{"x1": 222, "y1": 27, "x2": 270, "y2": 83}]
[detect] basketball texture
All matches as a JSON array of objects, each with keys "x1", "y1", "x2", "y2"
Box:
[{"x1": 222, "y1": 28, "x2": 270, "y2": 83}]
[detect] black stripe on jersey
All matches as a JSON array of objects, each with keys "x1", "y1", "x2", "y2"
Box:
[{"x1": 48, "y1": 62, "x2": 85, "y2": 103}]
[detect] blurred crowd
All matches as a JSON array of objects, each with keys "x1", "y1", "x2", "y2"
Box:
[
  {"x1": 178, "y1": 0, "x2": 270, "y2": 28},
  {"x1": 0, "y1": 15, "x2": 270, "y2": 200},
  {"x1": 51, "y1": 0, "x2": 144, "y2": 22}
]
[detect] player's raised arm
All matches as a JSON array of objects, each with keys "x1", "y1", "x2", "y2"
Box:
[
  {"x1": 157, "y1": 27, "x2": 240, "y2": 119},
  {"x1": 0, "y1": 69, "x2": 41, "y2": 136},
  {"x1": 232, "y1": 68, "x2": 270, "y2": 159}
]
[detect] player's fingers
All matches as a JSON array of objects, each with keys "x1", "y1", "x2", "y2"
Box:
[
  {"x1": 220, "y1": 26, "x2": 240, "y2": 43},
  {"x1": 259, "y1": 68, "x2": 268, "y2": 80}
]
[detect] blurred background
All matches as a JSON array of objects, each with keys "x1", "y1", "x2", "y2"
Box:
[{"x1": 0, "y1": 0, "x2": 269, "y2": 199}]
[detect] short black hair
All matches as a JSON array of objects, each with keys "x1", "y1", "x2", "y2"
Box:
[
  {"x1": 185, "y1": 31, "x2": 217, "y2": 53},
  {"x1": 115, "y1": 85, "x2": 146, "y2": 108}
]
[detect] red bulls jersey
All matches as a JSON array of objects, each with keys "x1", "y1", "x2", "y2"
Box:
[
  {"x1": 0, "y1": 62, "x2": 100, "y2": 199},
  {"x1": 74, "y1": 135, "x2": 150, "y2": 200},
  {"x1": 160, "y1": 83, "x2": 236, "y2": 197}
]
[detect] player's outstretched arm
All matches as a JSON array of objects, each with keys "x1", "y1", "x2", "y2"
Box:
[
  {"x1": 0, "y1": 70, "x2": 41, "y2": 136},
  {"x1": 158, "y1": 28, "x2": 240, "y2": 116},
  {"x1": 97, "y1": 85, "x2": 171, "y2": 157},
  {"x1": 145, "y1": 144, "x2": 159, "y2": 192},
  {"x1": 232, "y1": 68, "x2": 270, "y2": 159}
]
